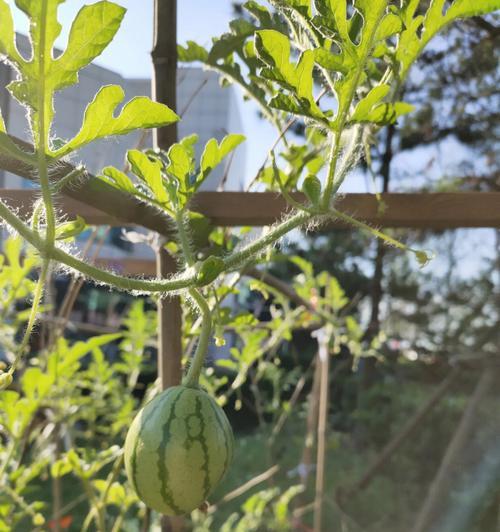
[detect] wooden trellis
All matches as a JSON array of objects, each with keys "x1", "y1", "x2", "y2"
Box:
[
  {"x1": 0, "y1": 3, "x2": 499, "y2": 530},
  {"x1": 1, "y1": 187, "x2": 499, "y2": 277}
]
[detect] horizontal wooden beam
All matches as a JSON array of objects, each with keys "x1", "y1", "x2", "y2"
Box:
[
  {"x1": 190, "y1": 191, "x2": 500, "y2": 229},
  {"x1": 1, "y1": 189, "x2": 499, "y2": 229},
  {"x1": 0, "y1": 136, "x2": 173, "y2": 235},
  {"x1": 1, "y1": 136, "x2": 499, "y2": 233}
]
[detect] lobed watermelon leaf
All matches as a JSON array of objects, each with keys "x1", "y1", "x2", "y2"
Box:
[
  {"x1": 54, "y1": 85, "x2": 179, "y2": 157},
  {"x1": 0, "y1": 0, "x2": 179, "y2": 161},
  {"x1": 199, "y1": 134, "x2": 245, "y2": 183},
  {"x1": 255, "y1": 29, "x2": 326, "y2": 122},
  {"x1": 397, "y1": 0, "x2": 500, "y2": 79},
  {"x1": 127, "y1": 150, "x2": 170, "y2": 205}
]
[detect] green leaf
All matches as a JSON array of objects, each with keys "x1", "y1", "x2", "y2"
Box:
[
  {"x1": 209, "y1": 19, "x2": 255, "y2": 62},
  {"x1": 4, "y1": 235, "x2": 22, "y2": 268},
  {"x1": 313, "y1": 48, "x2": 352, "y2": 75},
  {"x1": 51, "y1": 459, "x2": 73, "y2": 478},
  {"x1": 55, "y1": 215, "x2": 86, "y2": 240},
  {"x1": 244, "y1": 1, "x2": 275, "y2": 27},
  {"x1": 255, "y1": 29, "x2": 326, "y2": 121},
  {"x1": 55, "y1": 85, "x2": 179, "y2": 156},
  {"x1": 290, "y1": 256, "x2": 314, "y2": 277},
  {"x1": 188, "y1": 211, "x2": 213, "y2": 249},
  {"x1": 127, "y1": 150, "x2": 169, "y2": 205},
  {"x1": 49, "y1": 1, "x2": 126, "y2": 91},
  {"x1": 397, "y1": 0, "x2": 500, "y2": 79},
  {"x1": 351, "y1": 85, "x2": 391, "y2": 122},
  {"x1": 100, "y1": 166, "x2": 136, "y2": 194},
  {"x1": 274, "y1": 485, "x2": 304, "y2": 525},
  {"x1": 0, "y1": 0, "x2": 23, "y2": 66},
  {"x1": 0, "y1": 128, "x2": 36, "y2": 165},
  {"x1": 178, "y1": 40, "x2": 209, "y2": 62},
  {"x1": 196, "y1": 256, "x2": 225, "y2": 286},
  {"x1": 14, "y1": 0, "x2": 64, "y2": 68},
  {"x1": 7, "y1": 0, "x2": 64, "y2": 115},
  {"x1": 365, "y1": 102, "x2": 414, "y2": 125},
  {"x1": 302, "y1": 175, "x2": 322, "y2": 205},
  {"x1": 199, "y1": 134, "x2": 245, "y2": 184},
  {"x1": 350, "y1": 84, "x2": 414, "y2": 125},
  {"x1": 445, "y1": 0, "x2": 500, "y2": 19},
  {"x1": 316, "y1": 0, "x2": 389, "y2": 128},
  {"x1": 375, "y1": 13, "x2": 403, "y2": 41},
  {"x1": 166, "y1": 134, "x2": 198, "y2": 190}
]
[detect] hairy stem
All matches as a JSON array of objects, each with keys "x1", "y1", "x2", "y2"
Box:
[
  {"x1": 331, "y1": 208, "x2": 429, "y2": 265},
  {"x1": 1, "y1": 202, "x2": 316, "y2": 297},
  {"x1": 321, "y1": 3, "x2": 387, "y2": 209},
  {"x1": 223, "y1": 210, "x2": 311, "y2": 270},
  {"x1": 175, "y1": 209, "x2": 213, "y2": 387},
  {"x1": 183, "y1": 287, "x2": 212, "y2": 387},
  {"x1": 176, "y1": 210, "x2": 195, "y2": 266},
  {"x1": 36, "y1": 0, "x2": 55, "y2": 254},
  {"x1": 0, "y1": 199, "x2": 195, "y2": 293}
]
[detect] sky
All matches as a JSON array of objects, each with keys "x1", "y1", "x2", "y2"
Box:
[{"x1": 5, "y1": 0, "x2": 277, "y2": 183}]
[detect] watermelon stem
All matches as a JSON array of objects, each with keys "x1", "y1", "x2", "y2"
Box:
[
  {"x1": 183, "y1": 287, "x2": 212, "y2": 387},
  {"x1": 175, "y1": 208, "x2": 214, "y2": 386}
]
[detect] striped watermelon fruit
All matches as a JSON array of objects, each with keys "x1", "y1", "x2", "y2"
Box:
[{"x1": 124, "y1": 385, "x2": 234, "y2": 515}]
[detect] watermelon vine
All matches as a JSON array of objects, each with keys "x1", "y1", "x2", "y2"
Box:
[{"x1": 0, "y1": 0, "x2": 498, "y2": 521}]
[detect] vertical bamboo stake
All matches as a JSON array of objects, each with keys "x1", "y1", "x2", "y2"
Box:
[
  {"x1": 151, "y1": 2, "x2": 183, "y2": 530},
  {"x1": 313, "y1": 328, "x2": 330, "y2": 532},
  {"x1": 299, "y1": 355, "x2": 321, "y2": 489},
  {"x1": 151, "y1": 0, "x2": 182, "y2": 389}
]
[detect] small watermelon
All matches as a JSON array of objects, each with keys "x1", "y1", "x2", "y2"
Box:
[{"x1": 124, "y1": 385, "x2": 234, "y2": 515}]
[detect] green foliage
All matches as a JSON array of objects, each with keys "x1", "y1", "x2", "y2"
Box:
[
  {"x1": 99, "y1": 133, "x2": 244, "y2": 213},
  {"x1": 0, "y1": 1, "x2": 499, "y2": 529},
  {"x1": 397, "y1": 0, "x2": 500, "y2": 79},
  {"x1": 0, "y1": 0, "x2": 176, "y2": 154},
  {"x1": 54, "y1": 85, "x2": 178, "y2": 157},
  {"x1": 218, "y1": 485, "x2": 304, "y2": 531},
  {"x1": 255, "y1": 29, "x2": 327, "y2": 123},
  {"x1": 0, "y1": 286, "x2": 155, "y2": 529}
]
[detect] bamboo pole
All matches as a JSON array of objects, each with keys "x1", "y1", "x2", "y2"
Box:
[
  {"x1": 313, "y1": 329, "x2": 330, "y2": 532},
  {"x1": 151, "y1": 0, "x2": 182, "y2": 392},
  {"x1": 151, "y1": 1, "x2": 183, "y2": 530}
]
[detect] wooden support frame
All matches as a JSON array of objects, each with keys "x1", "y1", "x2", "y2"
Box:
[{"x1": 1, "y1": 189, "x2": 499, "y2": 230}]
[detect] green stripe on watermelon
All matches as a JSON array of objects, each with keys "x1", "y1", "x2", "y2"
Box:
[{"x1": 124, "y1": 385, "x2": 234, "y2": 516}]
